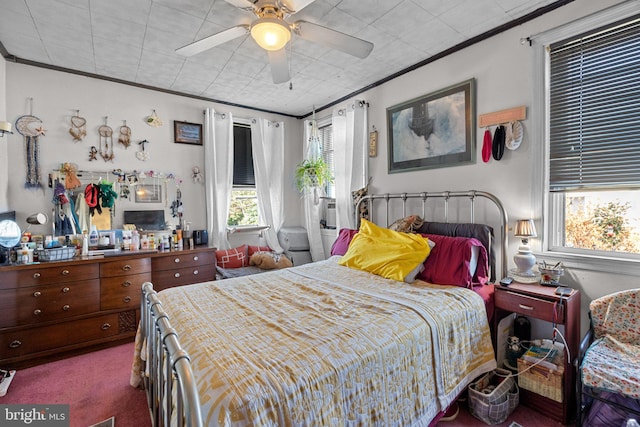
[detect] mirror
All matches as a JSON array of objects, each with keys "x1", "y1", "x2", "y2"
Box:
[
  {"x1": 0, "y1": 220, "x2": 21, "y2": 264},
  {"x1": 0, "y1": 220, "x2": 21, "y2": 248}
]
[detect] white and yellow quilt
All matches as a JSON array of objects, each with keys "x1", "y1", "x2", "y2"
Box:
[{"x1": 133, "y1": 257, "x2": 496, "y2": 426}]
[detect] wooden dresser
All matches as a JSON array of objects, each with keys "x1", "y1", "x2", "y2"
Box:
[{"x1": 0, "y1": 247, "x2": 215, "y2": 368}]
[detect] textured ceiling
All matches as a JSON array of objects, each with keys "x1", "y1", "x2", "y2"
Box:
[{"x1": 0, "y1": 0, "x2": 563, "y2": 117}]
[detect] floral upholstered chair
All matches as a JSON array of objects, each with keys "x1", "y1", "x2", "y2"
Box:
[{"x1": 578, "y1": 289, "x2": 640, "y2": 426}]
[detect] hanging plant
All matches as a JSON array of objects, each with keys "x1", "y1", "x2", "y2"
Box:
[{"x1": 294, "y1": 157, "x2": 333, "y2": 193}]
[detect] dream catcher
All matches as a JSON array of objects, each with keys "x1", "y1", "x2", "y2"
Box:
[
  {"x1": 98, "y1": 117, "x2": 114, "y2": 162},
  {"x1": 15, "y1": 98, "x2": 46, "y2": 189},
  {"x1": 69, "y1": 110, "x2": 87, "y2": 142},
  {"x1": 118, "y1": 120, "x2": 131, "y2": 148}
]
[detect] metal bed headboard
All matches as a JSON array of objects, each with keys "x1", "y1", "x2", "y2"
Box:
[{"x1": 355, "y1": 190, "x2": 508, "y2": 279}]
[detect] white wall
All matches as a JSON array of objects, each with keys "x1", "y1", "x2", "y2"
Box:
[
  {"x1": 323, "y1": 0, "x2": 634, "y2": 335},
  {"x1": 0, "y1": 55, "x2": 7, "y2": 211},
  {"x1": 3, "y1": 64, "x2": 303, "y2": 237}
]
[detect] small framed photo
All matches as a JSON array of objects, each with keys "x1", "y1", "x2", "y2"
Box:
[
  {"x1": 174, "y1": 121, "x2": 203, "y2": 145},
  {"x1": 135, "y1": 184, "x2": 162, "y2": 203}
]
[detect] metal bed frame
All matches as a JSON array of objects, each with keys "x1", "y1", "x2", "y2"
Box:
[{"x1": 139, "y1": 190, "x2": 508, "y2": 427}]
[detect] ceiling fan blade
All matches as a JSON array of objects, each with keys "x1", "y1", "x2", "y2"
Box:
[
  {"x1": 280, "y1": 0, "x2": 316, "y2": 14},
  {"x1": 176, "y1": 25, "x2": 249, "y2": 56},
  {"x1": 294, "y1": 20, "x2": 373, "y2": 59},
  {"x1": 223, "y1": 0, "x2": 256, "y2": 9},
  {"x1": 268, "y1": 49, "x2": 290, "y2": 84}
]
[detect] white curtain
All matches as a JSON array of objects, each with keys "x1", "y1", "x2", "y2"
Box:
[
  {"x1": 333, "y1": 100, "x2": 368, "y2": 230},
  {"x1": 203, "y1": 108, "x2": 234, "y2": 249},
  {"x1": 250, "y1": 118, "x2": 285, "y2": 253},
  {"x1": 302, "y1": 119, "x2": 326, "y2": 262}
]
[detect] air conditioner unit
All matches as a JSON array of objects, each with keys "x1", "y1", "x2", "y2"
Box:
[{"x1": 325, "y1": 201, "x2": 336, "y2": 229}]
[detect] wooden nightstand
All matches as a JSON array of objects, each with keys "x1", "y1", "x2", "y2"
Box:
[{"x1": 494, "y1": 282, "x2": 580, "y2": 425}]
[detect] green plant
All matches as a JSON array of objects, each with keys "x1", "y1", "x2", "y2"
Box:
[{"x1": 294, "y1": 158, "x2": 333, "y2": 192}]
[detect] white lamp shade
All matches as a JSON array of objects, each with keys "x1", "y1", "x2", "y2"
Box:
[
  {"x1": 0, "y1": 121, "x2": 13, "y2": 135},
  {"x1": 250, "y1": 18, "x2": 291, "y2": 51}
]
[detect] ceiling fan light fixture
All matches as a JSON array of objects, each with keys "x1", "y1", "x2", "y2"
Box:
[{"x1": 251, "y1": 17, "x2": 291, "y2": 51}]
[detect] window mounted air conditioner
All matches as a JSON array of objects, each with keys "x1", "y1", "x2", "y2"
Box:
[{"x1": 325, "y1": 201, "x2": 336, "y2": 229}]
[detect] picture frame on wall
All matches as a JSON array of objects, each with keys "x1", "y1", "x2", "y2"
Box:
[
  {"x1": 387, "y1": 78, "x2": 476, "y2": 173},
  {"x1": 135, "y1": 184, "x2": 162, "y2": 203},
  {"x1": 174, "y1": 121, "x2": 203, "y2": 145}
]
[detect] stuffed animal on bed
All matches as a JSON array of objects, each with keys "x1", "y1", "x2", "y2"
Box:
[
  {"x1": 249, "y1": 252, "x2": 293, "y2": 270},
  {"x1": 388, "y1": 215, "x2": 424, "y2": 233}
]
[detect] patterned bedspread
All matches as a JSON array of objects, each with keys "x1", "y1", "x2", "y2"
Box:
[{"x1": 132, "y1": 257, "x2": 496, "y2": 426}]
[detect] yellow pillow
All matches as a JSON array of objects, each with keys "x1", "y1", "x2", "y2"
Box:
[{"x1": 338, "y1": 218, "x2": 432, "y2": 282}]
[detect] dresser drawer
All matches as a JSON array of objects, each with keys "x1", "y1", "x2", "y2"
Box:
[
  {"x1": 0, "y1": 263, "x2": 99, "y2": 289},
  {"x1": 495, "y1": 289, "x2": 565, "y2": 322},
  {"x1": 100, "y1": 272, "x2": 150, "y2": 310},
  {"x1": 151, "y1": 264, "x2": 216, "y2": 291},
  {"x1": 100, "y1": 257, "x2": 151, "y2": 277},
  {"x1": 0, "y1": 312, "x2": 124, "y2": 359},
  {"x1": 0, "y1": 279, "x2": 100, "y2": 327},
  {"x1": 152, "y1": 251, "x2": 215, "y2": 271}
]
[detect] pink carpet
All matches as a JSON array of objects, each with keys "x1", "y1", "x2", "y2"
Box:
[{"x1": 0, "y1": 342, "x2": 150, "y2": 427}]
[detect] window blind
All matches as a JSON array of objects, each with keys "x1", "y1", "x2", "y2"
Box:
[
  {"x1": 233, "y1": 124, "x2": 254, "y2": 187},
  {"x1": 318, "y1": 124, "x2": 334, "y2": 198},
  {"x1": 548, "y1": 15, "x2": 640, "y2": 192}
]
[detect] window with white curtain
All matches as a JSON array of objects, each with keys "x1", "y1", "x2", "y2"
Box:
[
  {"x1": 545, "y1": 14, "x2": 640, "y2": 260},
  {"x1": 228, "y1": 123, "x2": 259, "y2": 226}
]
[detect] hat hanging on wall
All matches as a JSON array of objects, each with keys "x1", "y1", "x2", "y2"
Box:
[
  {"x1": 482, "y1": 128, "x2": 492, "y2": 163},
  {"x1": 492, "y1": 125, "x2": 505, "y2": 161},
  {"x1": 505, "y1": 121, "x2": 523, "y2": 150}
]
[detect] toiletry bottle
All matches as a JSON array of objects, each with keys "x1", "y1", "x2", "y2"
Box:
[
  {"x1": 82, "y1": 231, "x2": 89, "y2": 256},
  {"x1": 89, "y1": 225, "x2": 99, "y2": 248}
]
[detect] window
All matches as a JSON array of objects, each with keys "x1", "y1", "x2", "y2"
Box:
[
  {"x1": 228, "y1": 123, "x2": 258, "y2": 226},
  {"x1": 545, "y1": 13, "x2": 640, "y2": 260},
  {"x1": 318, "y1": 123, "x2": 335, "y2": 198}
]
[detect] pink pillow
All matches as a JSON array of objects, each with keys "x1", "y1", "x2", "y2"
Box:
[
  {"x1": 215, "y1": 245, "x2": 249, "y2": 268},
  {"x1": 418, "y1": 234, "x2": 489, "y2": 287},
  {"x1": 331, "y1": 228, "x2": 358, "y2": 256}
]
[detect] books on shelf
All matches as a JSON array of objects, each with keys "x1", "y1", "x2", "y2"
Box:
[{"x1": 521, "y1": 344, "x2": 564, "y2": 372}]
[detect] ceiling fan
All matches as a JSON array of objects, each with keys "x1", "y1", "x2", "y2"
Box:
[{"x1": 175, "y1": 0, "x2": 374, "y2": 84}]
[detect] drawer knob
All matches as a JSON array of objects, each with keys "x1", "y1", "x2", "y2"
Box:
[
  {"x1": 33, "y1": 291, "x2": 41, "y2": 297},
  {"x1": 33, "y1": 272, "x2": 41, "y2": 279},
  {"x1": 62, "y1": 287, "x2": 70, "y2": 293},
  {"x1": 34, "y1": 309, "x2": 42, "y2": 316},
  {"x1": 193, "y1": 256, "x2": 199, "y2": 261},
  {"x1": 9, "y1": 340, "x2": 22, "y2": 349},
  {"x1": 174, "y1": 272, "x2": 181, "y2": 278},
  {"x1": 122, "y1": 280, "x2": 132, "y2": 287},
  {"x1": 518, "y1": 304, "x2": 534, "y2": 311},
  {"x1": 174, "y1": 258, "x2": 180, "y2": 263},
  {"x1": 62, "y1": 305, "x2": 70, "y2": 311},
  {"x1": 193, "y1": 270, "x2": 199, "y2": 275},
  {"x1": 61, "y1": 269, "x2": 70, "y2": 276},
  {"x1": 101, "y1": 323, "x2": 111, "y2": 331},
  {"x1": 122, "y1": 264, "x2": 132, "y2": 271},
  {"x1": 123, "y1": 296, "x2": 132, "y2": 303}
]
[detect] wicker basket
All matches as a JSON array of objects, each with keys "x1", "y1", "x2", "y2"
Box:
[
  {"x1": 468, "y1": 368, "x2": 519, "y2": 425},
  {"x1": 35, "y1": 246, "x2": 76, "y2": 261},
  {"x1": 517, "y1": 358, "x2": 563, "y2": 402}
]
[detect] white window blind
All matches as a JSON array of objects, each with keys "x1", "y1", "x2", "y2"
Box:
[
  {"x1": 318, "y1": 123, "x2": 334, "y2": 198},
  {"x1": 548, "y1": 14, "x2": 640, "y2": 192}
]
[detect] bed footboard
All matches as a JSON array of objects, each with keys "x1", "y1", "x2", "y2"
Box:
[{"x1": 141, "y1": 282, "x2": 203, "y2": 427}]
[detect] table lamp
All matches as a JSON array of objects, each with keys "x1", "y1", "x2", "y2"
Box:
[{"x1": 513, "y1": 219, "x2": 537, "y2": 277}]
